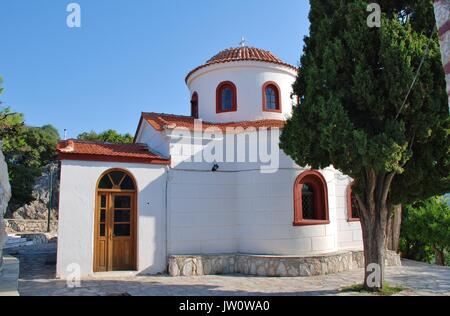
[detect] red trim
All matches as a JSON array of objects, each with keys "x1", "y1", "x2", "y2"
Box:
[
  {"x1": 439, "y1": 19, "x2": 450, "y2": 38},
  {"x1": 58, "y1": 153, "x2": 170, "y2": 165},
  {"x1": 293, "y1": 170, "x2": 330, "y2": 226},
  {"x1": 191, "y1": 92, "x2": 199, "y2": 119},
  {"x1": 141, "y1": 112, "x2": 285, "y2": 132},
  {"x1": 293, "y1": 219, "x2": 330, "y2": 226},
  {"x1": 262, "y1": 81, "x2": 282, "y2": 113},
  {"x1": 186, "y1": 46, "x2": 298, "y2": 83},
  {"x1": 347, "y1": 183, "x2": 360, "y2": 222},
  {"x1": 445, "y1": 62, "x2": 450, "y2": 75},
  {"x1": 216, "y1": 81, "x2": 238, "y2": 114}
]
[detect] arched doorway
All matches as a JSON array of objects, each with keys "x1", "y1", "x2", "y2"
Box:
[{"x1": 94, "y1": 169, "x2": 137, "y2": 272}]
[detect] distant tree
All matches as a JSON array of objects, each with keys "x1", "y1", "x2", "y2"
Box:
[
  {"x1": 0, "y1": 107, "x2": 24, "y2": 140},
  {"x1": 0, "y1": 78, "x2": 24, "y2": 140},
  {"x1": 3, "y1": 122, "x2": 60, "y2": 210},
  {"x1": 1, "y1": 103, "x2": 60, "y2": 211},
  {"x1": 401, "y1": 196, "x2": 450, "y2": 266},
  {"x1": 280, "y1": 0, "x2": 449, "y2": 290},
  {"x1": 77, "y1": 129, "x2": 133, "y2": 144}
]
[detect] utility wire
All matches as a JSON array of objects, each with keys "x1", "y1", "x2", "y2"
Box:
[{"x1": 395, "y1": 27, "x2": 437, "y2": 120}]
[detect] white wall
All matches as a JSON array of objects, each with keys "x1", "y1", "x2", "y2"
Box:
[
  {"x1": 335, "y1": 174, "x2": 364, "y2": 250},
  {"x1": 165, "y1": 126, "x2": 351, "y2": 256},
  {"x1": 58, "y1": 134, "x2": 363, "y2": 277},
  {"x1": 235, "y1": 168, "x2": 338, "y2": 255},
  {"x1": 166, "y1": 167, "x2": 343, "y2": 256},
  {"x1": 167, "y1": 170, "x2": 238, "y2": 255},
  {"x1": 135, "y1": 120, "x2": 170, "y2": 158},
  {"x1": 187, "y1": 61, "x2": 297, "y2": 123},
  {"x1": 57, "y1": 160, "x2": 167, "y2": 278}
]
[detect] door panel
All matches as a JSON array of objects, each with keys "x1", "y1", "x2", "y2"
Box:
[
  {"x1": 111, "y1": 194, "x2": 134, "y2": 270},
  {"x1": 95, "y1": 193, "x2": 109, "y2": 272}
]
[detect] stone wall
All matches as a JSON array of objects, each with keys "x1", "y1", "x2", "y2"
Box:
[
  {"x1": 5, "y1": 219, "x2": 58, "y2": 233},
  {"x1": 0, "y1": 141, "x2": 12, "y2": 269},
  {"x1": 168, "y1": 250, "x2": 401, "y2": 277}
]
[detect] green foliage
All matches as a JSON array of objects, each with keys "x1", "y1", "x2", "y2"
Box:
[
  {"x1": 400, "y1": 196, "x2": 450, "y2": 265},
  {"x1": 280, "y1": 0, "x2": 449, "y2": 205},
  {"x1": 1, "y1": 106, "x2": 60, "y2": 210},
  {"x1": 77, "y1": 129, "x2": 133, "y2": 144},
  {"x1": 0, "y1": 107, "x2": 24, "y2": 140}
]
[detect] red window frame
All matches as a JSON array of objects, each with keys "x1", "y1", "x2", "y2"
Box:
[
  {"x1": 216, "y1": 81, "x2": 237, "y2": 113},
  {"x1": 347, "y1": 183, "x2": 360, "y2": 222},
  {"x1": 262, "y1": 81, "x2": 281, "y2": 113},
  {"x1": 191, "y1": 92, "x2": 199, "y2": 119},
  {"x1": 293, "y1": 170, "x2": 330, "y2": 226}
]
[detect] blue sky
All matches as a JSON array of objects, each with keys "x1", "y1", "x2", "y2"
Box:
[{"x1": 0, "y1": 0, "x2": 310, "y2": 138}]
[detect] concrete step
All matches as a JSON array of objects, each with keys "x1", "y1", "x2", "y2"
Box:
[
  {"x1": 3, "y1": 235, "x2": 35, "y2": 250},
  {"x1": 3, "y1": 242, "x2": 30, "y2": 250},
  {"x1": 6, "y1": 235, "x2": 24, "y2": 240},
  {"x1": 5, "y1": 238, "x2": 27, "y2": 245}
]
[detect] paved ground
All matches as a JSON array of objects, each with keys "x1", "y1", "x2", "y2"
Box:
[{"x1": 6, "y1": 244, "x2": 450, "y2": 296}]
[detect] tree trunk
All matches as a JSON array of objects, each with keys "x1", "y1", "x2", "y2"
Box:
[
  {"x1": 386, "y1": 204, "x2": 402, "y2": 252},
  {"x1": 360, "y1": 209, "x2": 387, "y2": 291},
  {"x1": 433, "y1": 246, "x2": 446, "y2": 266},
  {"x1": 355, "y1": 170, "x2": 395, "y2": 291}
]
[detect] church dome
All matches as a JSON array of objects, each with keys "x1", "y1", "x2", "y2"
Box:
[
  {"x1": 186, "y1": 46, "x2": 297, "y2": 82},
  {"x1": 185, "y1": 45, "x2": 298, "y2": 123}
]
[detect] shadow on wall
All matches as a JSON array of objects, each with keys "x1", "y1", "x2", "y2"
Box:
[{"x1": 135, "y1": 167, "x2": 168, "y2": 275}]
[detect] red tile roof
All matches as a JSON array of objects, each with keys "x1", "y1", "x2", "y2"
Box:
[
  {"x1": 57, "y1": 140, "x2": 170, "y2": 165},
  {"x1": 186, "y1": 46, "x2": 298, "y2": 82},
  {"x1": 141, "y1": 112, "x2": 286, "y2": 133}
]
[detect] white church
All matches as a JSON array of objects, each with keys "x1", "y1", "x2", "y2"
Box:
[{"x1": 56, "y1": 44, "x2": 367, "y2": 278}]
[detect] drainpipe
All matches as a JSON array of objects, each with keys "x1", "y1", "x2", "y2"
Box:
[
  {"x1": 165, "y1": 166, "x2": 170, "y2": 271},
  {"x1": 47, "y1": 163, "x2": 55, "y2": 233}
]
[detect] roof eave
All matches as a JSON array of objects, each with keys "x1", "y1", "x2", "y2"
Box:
[
  {"x1": 185, "y1": 60, "x2": 298, "y2": 84},
  {"x1": 58, "y1": 153, "x2": 170, "y2": 165}
]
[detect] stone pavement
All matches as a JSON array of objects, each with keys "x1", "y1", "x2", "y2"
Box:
[{"x1": 6, "y1": 244, "x2": 450, "y2": 296}]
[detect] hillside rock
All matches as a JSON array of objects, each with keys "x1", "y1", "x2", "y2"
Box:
[
  {"x1": 10, "y1": 164, "x2": 59, "y2": 221},
  {"x1": 0, "y1": 141, "x2": 12, "y2": 268}
]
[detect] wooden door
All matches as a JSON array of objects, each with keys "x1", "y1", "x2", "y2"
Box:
[
  {"x1": 94, "y1": 192, "x2": 136, "y2": 272},
  {"x1": 110, "y1": 193, "x2": 135, "y2": 270}
]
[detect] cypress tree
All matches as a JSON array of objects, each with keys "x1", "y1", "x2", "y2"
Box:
[{"x1": 280, "y1": 0, "x2": 449, "y2": 290}]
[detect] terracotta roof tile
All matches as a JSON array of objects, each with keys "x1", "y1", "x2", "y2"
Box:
[
  {"x1": 141, "y1": 112, "x2": 286, "y2": 133},
  {"x1": 186, "y1": 46, "x2": 297, "y2": 82},
  {"x1": 57, "y1": 140, "x2": 169, "y2": 165}
]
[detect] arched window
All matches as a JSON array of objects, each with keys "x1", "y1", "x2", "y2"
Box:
[
  {"x1": 98, "y1": 170, "x2": 136, "y2": 191},
  {"x1": 262, "y1": 82, "x2": 281, "y2": 112},
  {"x1": 216, "y1": 81, "x2": 237, "y2": 113},
  {"x1": 347, "y1": 183, "x2": 360, "y2": 222},
  {"x1": 191, "y1": 92, "x2": 199, "y2": 119},
  {"x1": 293, "y1": 170, "x2": 329, "y2": 226}
]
